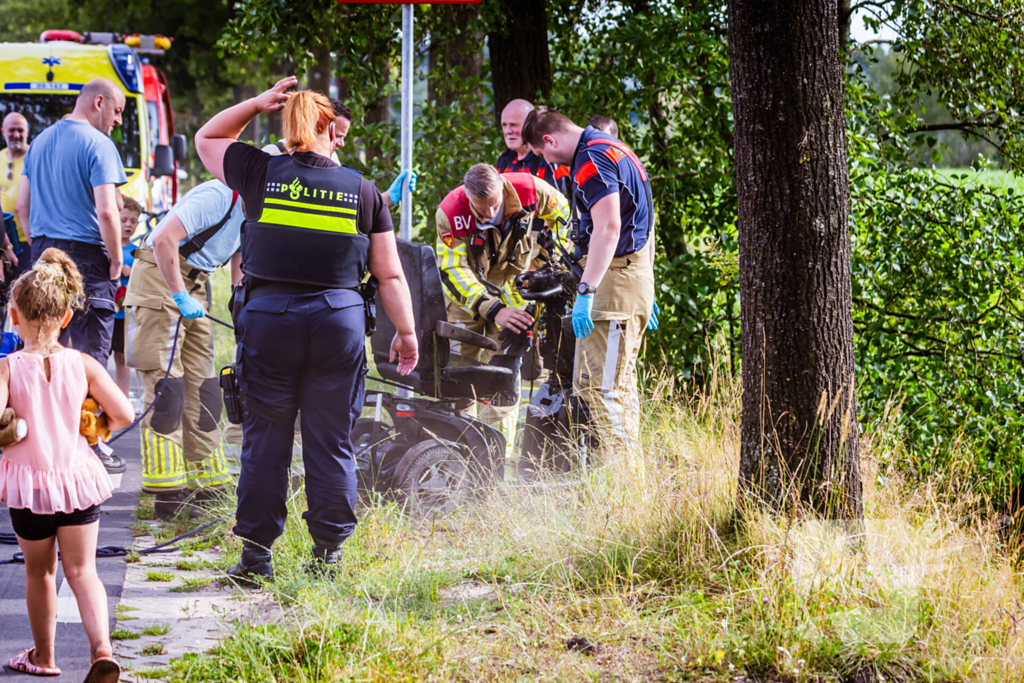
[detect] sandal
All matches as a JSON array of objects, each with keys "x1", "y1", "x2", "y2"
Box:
[
  {"x1": 6, "y1": 648, "x2": 61, "y2": 676},
  {"x1": 83, "y1": 656, "x2": 121, "y2": 683}
]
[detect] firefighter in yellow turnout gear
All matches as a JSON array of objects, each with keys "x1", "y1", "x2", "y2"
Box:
[
  {"x1": 435, "y1": 164, "x2": 571, "y2": 458},
  {"x1": 124, "y1": 180, "x2": 243, "y2": 519}
]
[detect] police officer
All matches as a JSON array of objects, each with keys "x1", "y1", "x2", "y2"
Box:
[
  {"x1": 436, "y1": 163, "x2": 570, "y2": 458},
  {"x1": 497, "y1": 99, "x2": 571, "y2": 198},
  {"x1": 123, "y1": 179, "x2": 242, "y2": 519},
  {"x1": 522, "y1": 107, "x2": 657, "y2": 469},
  {"x1": 196, "y1": 78, "x2": 418, "y2": 583}
]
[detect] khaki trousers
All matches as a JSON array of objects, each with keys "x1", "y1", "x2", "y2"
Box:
[
  {"x1": 124, "y1": 248, "x2": 229, "y2": 493},
  {"x1": 573, "y1": 240, "x2": 654, "y2": 473}
]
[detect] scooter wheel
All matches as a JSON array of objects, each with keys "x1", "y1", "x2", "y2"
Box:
[{"x1": 395, "y1": 439, "x2": 468, "y2": 519}]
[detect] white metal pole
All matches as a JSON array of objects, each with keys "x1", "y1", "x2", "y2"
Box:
[
  {"x1": 400, "y1": 3, "x2": 414, "y2": 242},
  {"x1": 398, "y1": 4, "x2": 415, "y2": 398}
]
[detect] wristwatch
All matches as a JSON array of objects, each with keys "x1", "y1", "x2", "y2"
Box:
[{"x1": 577, "y1": 282, "x2": 596, "y2": 296}]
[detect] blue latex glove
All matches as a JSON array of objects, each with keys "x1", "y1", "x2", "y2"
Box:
[
  {"x1": 387, "y1": 169, "x2": 418, "y2": 205},
  {"x1": 171, "y1": 291, "x2": 205, "y2": 319},
  {"x1": 647, "y1": 301, "x2": 660, "y2": 331},
  {"x1": 572, "y1": 294, "x2": 594, "y2": 339}
]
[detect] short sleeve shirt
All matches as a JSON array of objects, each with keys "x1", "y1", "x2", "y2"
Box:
[
  {"x1": 145, "y1": 179, "x2": 244, "y2": 273},
  {"x1": 21, "y1": 120, "x2": 127, "y2": 245},
  {"x1": 569, "y1": 126, "x2": 652, "y2": 257},
  {"x1": 222, "y1": 142, "x2": 392, "y2": 235},
  {"x1": 496, "y1": 148, "x2": 571, "y2": 199}
]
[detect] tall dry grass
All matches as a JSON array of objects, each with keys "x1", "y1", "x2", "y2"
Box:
[{"x1": 176, "y1": 371, "x2": 1024, "y2": 682}]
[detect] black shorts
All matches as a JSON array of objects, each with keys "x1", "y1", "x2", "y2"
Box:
[
  {"x1": 8, "y1": 504, "x2": 101, "y2": 541},
  {"x1": 112, "y1": 317, "x2": 125, "y2": 355}
]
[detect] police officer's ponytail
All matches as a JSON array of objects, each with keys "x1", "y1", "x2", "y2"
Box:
[{"x1": 283, "y1": 91, "x2": 335, "y2": 154}]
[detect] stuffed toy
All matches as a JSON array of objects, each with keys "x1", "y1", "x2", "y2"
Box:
[
  {"x1": 0, "y1": 408, "x2": 27, "y2": 448},
  {"x1": 80, "y1": 398, "x2": 110, "y2": 446}
]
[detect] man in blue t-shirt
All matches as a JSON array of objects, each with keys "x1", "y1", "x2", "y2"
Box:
[{"x1": 15, "y1": 77, "x2": 128, "y2": 363}]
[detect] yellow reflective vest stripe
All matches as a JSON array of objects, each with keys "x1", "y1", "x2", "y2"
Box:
[{"x1": 257, "y1": 207, "x2": 358, "y2": 234}]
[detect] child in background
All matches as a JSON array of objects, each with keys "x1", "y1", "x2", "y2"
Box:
[
  {"x1": 0, "y1": 248, "x2": 133, "y2": 682},
  {"x1": 114, "y1": 196, "x2": 142, "y2": 396}
]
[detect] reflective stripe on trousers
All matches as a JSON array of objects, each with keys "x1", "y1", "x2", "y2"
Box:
[{"x1": 141, "y1": 428, "x2": 231, "y2": 492}]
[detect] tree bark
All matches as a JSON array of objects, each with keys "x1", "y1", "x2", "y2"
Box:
[
  {"x1": 363, "y1": 59, "x2": 392, "y2": 161},
  {"x1": 233, "y1": 81, "x2": 259, "y2": 143},
  {"x1": 428, "y1": 4, "x2": 485, "y2": 108},
  {"x1": 838, "y1": 0, "x2": 853, "y2": 45},
  {"x1": 728, "y1": 0, "x2": 862, "y2": 519},
  {"x1": 267, "y1": 59, "x2": 295, "y2": 143},
  {"x1": 488, "y1": 0, "x2": 551, "y2": 125},
  {"x1": 307, "y1": 45, "x2": 332, "y2": 95}
]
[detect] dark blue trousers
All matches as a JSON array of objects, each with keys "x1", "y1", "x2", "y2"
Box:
[
  {"x1": 32, "y1": 237, "x2": 116, "y2": 362},
  {"x1": 233, "y1": 289, "x2": 366, "y2": 550}
]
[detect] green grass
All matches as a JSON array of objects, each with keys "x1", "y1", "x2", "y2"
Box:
[
  {"x1": 142, "y1": 623, "x2": 171, "y2": 636},
  {"x1": 175, "y1": 559, "x2": 213, "y2": 571},
  {"x1": 936, "y1": 167, "x2": 1024, "y2": 192},
  {"x1": 144, "y1": 571, "x2": 174, "y2": 583},
  {"x1": 170, "y1": 577, "x2": 214, "y2": 593},
  {"x1": 209, "y1": 268, "x2": 234, "y2": 374},
  {"x1": 158, "y1": 376, "x2": 1024, "y2": 683},
  {"x1": 132, "y1": 668, "x2": 173, "y2": 680},
  {"x1": 138, "y1": 642, "x2": 166, "y2": 657},
  {"x1": 111, "y1": 628, "x2": 141, "y2": 640}
]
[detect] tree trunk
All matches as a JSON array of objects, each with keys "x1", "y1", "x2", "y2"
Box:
[
  {"x1": 233, "y1": 81, "x2": 259, "y2": 143},
  {"x1": 728, "y1": 0, "x2": 862, "y2": 519},
  {"x1": 267, "y1": 59, "x2": 295, "y2": 143},
  {"x1": 838, "y1": 0, "x2": 853, "y2": 45},
  {"x1": 307, "y1": 45, "x2": 332, "y2": 95},
  {"x1": 363, "y1": 59, "x2": 391, "y2": 161},
  {"x1": 428, "y1": 4, "x2": 484, "y2": 108},
  {"x1": 488, "y1": 0, "x2": 551, "y2": 125}
]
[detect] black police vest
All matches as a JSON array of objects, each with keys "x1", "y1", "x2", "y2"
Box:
[{"x1": 242, "y1": 155, "x2": 367, "y2": 289}]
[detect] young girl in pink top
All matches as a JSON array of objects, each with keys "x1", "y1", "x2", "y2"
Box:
[{"x1": 0, "y1": 248, "x2": 133, "y2": 682}]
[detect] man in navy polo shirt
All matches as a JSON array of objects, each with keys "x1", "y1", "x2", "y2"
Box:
[
  {"x1": 15, "y1": 77, "x2": 128, "y2": 363},
  {"x1": 496, "y1": 99, "x2": 571, "y2": 198},
  {"x1": 522, "y1": 107, "x2": 657, "y2": 468}
]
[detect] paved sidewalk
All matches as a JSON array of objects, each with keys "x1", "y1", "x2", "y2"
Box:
[
  {"x1": 0, "y1": 427, "x2": 141, "y2": 680},
  {"x1": 113, "y1": 533, "x2": 277, "y2": 682}
]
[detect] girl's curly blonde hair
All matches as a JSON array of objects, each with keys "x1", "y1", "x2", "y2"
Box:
[{"x1": 10, "y1": 248, "x2": 85, "y2": 345}]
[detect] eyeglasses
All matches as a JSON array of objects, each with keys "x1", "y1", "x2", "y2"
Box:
[{"x1": 6, "y1": 161, "x2": 12, "y2": 181}]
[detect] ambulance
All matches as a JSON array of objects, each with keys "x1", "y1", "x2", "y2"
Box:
[{"x1": 0, "y1": 30, "x2": 185, "y2": 213}]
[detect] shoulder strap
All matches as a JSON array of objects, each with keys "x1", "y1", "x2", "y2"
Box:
[{"x1": 179, "y1": 191, "x2": 239, "y2": 261}]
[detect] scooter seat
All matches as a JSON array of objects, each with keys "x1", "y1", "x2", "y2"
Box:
[{"x1": 374, "y1": 363, "x2": 517, "y2": 407}]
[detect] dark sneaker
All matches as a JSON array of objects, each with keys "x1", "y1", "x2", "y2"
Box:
[
  {"x1": 93, "y1": 444, "x2": 127, "y2": 474},
  {"x1": 227, "y1": 545, "x2": 273, "y2": 588}
]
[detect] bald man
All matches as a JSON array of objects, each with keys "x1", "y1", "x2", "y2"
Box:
[
  {"x1": 16, "y1": 76, "x2": 128, "y2": 377},
  {"x1": 0, "y1": 112, "x2": 30, "y2": 268},
  {"x1": 496, "y1": 99, "x2": 571, "y2": 198}
]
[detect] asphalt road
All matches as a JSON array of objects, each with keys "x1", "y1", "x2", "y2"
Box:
[{"x1": 0, "y1": 427, "x2": 140, "y2": 680}]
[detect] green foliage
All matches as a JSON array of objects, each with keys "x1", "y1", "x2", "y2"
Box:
[
  {"x1": 214, "y1": 0, "x2": 1024, "y2": 488},
  {"x1": 548, "y1": 0, "x2": 738, "y2": 381},
  {"x1": 846, "y1": 24, "x2": 1024, "y2": 493}
]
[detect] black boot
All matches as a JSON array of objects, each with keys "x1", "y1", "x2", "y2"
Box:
[
  {"x1": 153, "y1": 490, "x2": 200, "y2": 521},
  {"x1": 306, "y1": 541, "x2": 343, "y2": 577},
  {"x1": 187, "y1": 486, "x2": 227, "y2": 511},
  {"x1": 227, "y1": 544, "x2": 273, "y2": 588}
]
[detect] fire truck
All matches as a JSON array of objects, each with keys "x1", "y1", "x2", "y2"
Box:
[{"x1": 0, "y1": 30, "x2": 186, "y2": 214}]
